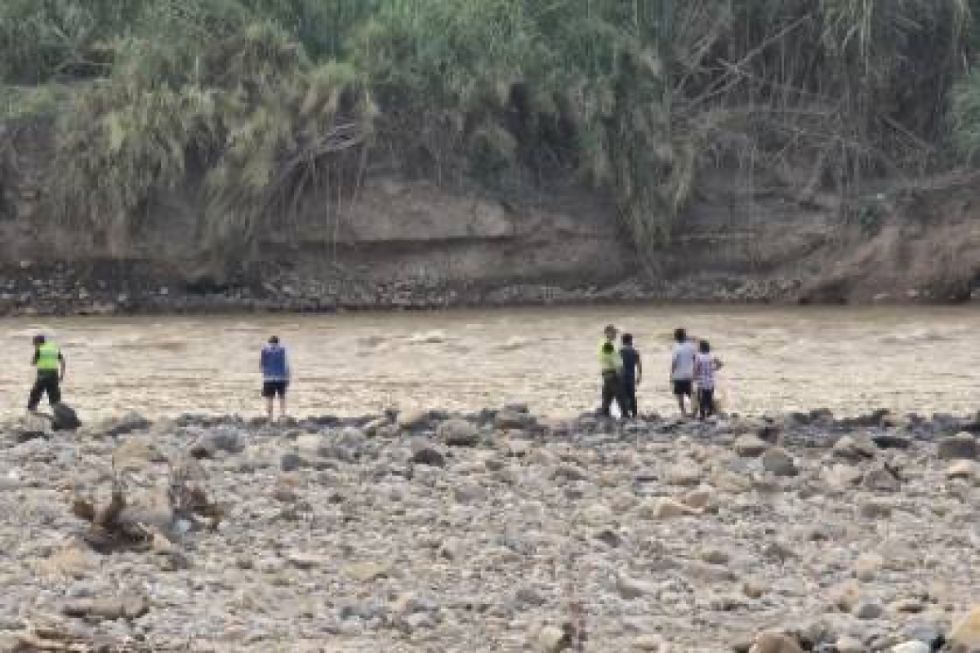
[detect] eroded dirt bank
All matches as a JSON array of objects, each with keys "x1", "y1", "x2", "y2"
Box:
[
  {"x1": 0, "y1": 407, "x2": 979, "y2": 652},
  {"x1": 2, "y1": 121, "x2": 979, "y2": 316}
]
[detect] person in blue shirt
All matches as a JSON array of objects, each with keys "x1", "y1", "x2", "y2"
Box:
[{"x1": 260, "y1": 336, "x2": 290, "y2": 421}]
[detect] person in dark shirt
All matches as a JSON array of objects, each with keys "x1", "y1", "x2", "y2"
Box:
[{"x1": 619, "y1": 333, "x2": 642, "y2": 418}]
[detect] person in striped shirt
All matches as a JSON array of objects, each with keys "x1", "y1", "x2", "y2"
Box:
[{"x1": 693, "y1": 340, "x2": 723, "y2": 420}]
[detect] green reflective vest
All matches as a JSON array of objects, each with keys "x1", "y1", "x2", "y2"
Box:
[
  {"x1": 36, "y1": 342, "x2": 60, "y2": 371},
  {"x1": 598, "y1": 340, "x2": 622, "y2": 374}
]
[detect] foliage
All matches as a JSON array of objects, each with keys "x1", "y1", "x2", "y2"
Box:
[{"x1": 1, "y1": 0, "x2": 978, "y2": 260}]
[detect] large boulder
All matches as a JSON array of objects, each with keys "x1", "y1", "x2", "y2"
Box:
[{"x1": 51, "y1": 402, "x2": 81, "y2": 431}]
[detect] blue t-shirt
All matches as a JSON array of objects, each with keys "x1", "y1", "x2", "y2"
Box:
[
  {"x1": 620, "y1": 346, "x2": 640, "y2": 383},
  {"x1": 261, "y1": 344, "x2": 289, "y2": 381}
]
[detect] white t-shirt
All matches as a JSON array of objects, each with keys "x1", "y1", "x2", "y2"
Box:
[{"x1": 671, "y1": 341, "x2": 697, "y2": 381}]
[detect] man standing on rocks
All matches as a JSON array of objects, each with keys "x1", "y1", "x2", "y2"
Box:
[
  {"x1": 670, "y1": 328, "x2": 697, "y2": 417},
  {"x1": 261, "y1": 335, "x2": 290, "y2": 421},
  {"x1": 599, "y1": 324, "x2": 626, "y2": 418},
  {"x1": 28, "y1": 334, "x2": 66, "y2": 413}
]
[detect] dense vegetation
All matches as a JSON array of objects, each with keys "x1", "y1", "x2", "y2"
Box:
[{"x1": 1, "y1": 0, "x2": 979, "y2": 258}]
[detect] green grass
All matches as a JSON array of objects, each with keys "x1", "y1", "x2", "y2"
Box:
[{"x1": 0, "y1": 0, "x2": 977, "y2": 260}]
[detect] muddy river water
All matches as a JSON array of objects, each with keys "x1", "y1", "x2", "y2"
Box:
[{"x1": 1, "y1": 305, "x2": 978, "y2": 420}]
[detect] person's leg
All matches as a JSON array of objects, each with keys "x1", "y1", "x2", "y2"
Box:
[
  {"x1": 625, "y1": 381, "x2": 637, "y2": 418},
  {"x1": 262, "y1": 382, "x2": 274, "y2": 420},
  {"x1": 47, "y1": 376, "x2": 61, "y2": 406},
  {"x1": 704, "y1": 388, "x2": 714, "y2": 417},
  {"x1": 600, "y1": 375, "x2": 614, "y2": 416},
  {"x1": 278, "y1": 383, "x2": 287, "y2": 420},
  {"x1": 674, "y1": 382, "x2": 687, "y2": 416},
  {"x1": 27, "y1": 376, "x2": 45, "y2": 412}
]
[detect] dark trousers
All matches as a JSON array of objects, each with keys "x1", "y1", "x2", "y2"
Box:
[
  {"x1": 697, "y1": 387, "x2": 714, "y2": 420},
  {"x1": 28, "y1": 371, "x2": 61, "y2": 411},
  {"x1": 622, "y1": 379, "x2": 638, "y2": 418},
  {"x1": 601, "y1": 372, "x2": 626, "y2": 417}
]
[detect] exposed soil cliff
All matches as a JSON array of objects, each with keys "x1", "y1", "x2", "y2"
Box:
[{"x1": 1, "y1": 119, "x2": 978, "y2": 315}]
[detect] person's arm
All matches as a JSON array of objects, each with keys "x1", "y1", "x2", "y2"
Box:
[
  {"x1": 284, "y1": 351, "x2": 291, "y2": 381},
  {"x1": 636, "y1": 354, "x2": 643, "y2": 385},
  {"x1": 58, "y1": 353, "x2": 66, "y2": 381},
  {"x1": 31, "y1": 349, "x2": 39, "y2": 367},
  {"x1": 714, "y1": 357, "x2": 724, "y2": 371},
  {"x1": 670, "y1": 349, "x2": 677, "y2": 380}
]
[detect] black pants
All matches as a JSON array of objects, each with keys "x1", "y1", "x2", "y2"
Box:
[
  {"x1": 697, "y1": 387, "x2": 714, "y2": 420},
  {"x1": 28, "y1": 371, "x2": 61, "y2": 411},
  {"x1": 622, "y1": 379, "x2": 638, "y2": 418},
  {"x1": 601, "y1": 372, "x2": 626, "y2": 417}
]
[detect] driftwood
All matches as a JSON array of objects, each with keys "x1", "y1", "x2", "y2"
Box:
[{"x1": 70, "y1": 456, "x2": 222, "y2": 554}]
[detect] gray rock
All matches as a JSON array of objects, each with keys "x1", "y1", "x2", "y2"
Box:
[
  {"x1": 762, "y1": 448, "x2": 798, "y2": 476},
  {"x1": 853, "y1": 600, "x2": 883, "y2": 620},
  {"x1": 453, "y1": 482, "x2": 486, "y2": 504},
  {"x1": 862, "y1": 463, "x2": 901, "y2": 491},
  {"x1": 938, "y1": 432, "x2": 977, "y2": 460},
  {"x1": 280, "y1": 452, "x2": 305, "y2": 472},
  {"x1": 616, "y1": 572, "x2": 655, "y2": 599},
  {"x1": 51, "y1": 402, "x2": 82, "y2": 431},
  {"x1": 437, "y1": 419, "x2": 480, "y2": 447},
  {"x1": 833, "y1": 435, "x2": 877, "y2": 462},
  {"x1": 98, "y1": 411, "x2": 149, "y2": 437},
  {"x1": 495, "y1": 410, "x2": 530, "y2": 430},
  {"x1": 410, "y1": 437, "x2": 445, "y2": 467},
  {"x1": 190, "y1": 427, "x2": 244, "y2": 458},
  {"x1": 734, "y1": 434, "x2": 769, "y2": 457},
  {"x1": 871, "y1": 433, "x2": 911, "y2": 450},
  {"x1": 514, "y1": 586, "x2": 547, "y2": 607}
]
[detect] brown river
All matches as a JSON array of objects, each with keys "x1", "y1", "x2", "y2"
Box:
[{"x1": 1, "y1": 305, "x2": 978, "y2": 420}]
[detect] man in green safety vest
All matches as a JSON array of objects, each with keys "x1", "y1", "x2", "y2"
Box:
[
  {"x1": 598, "y1": 324, "x2": 626, "y2": 418},
  {"x1": 28, "y1": 334, "x2": 66, "y2": 412}
]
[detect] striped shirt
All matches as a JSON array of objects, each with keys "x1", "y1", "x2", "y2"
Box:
[{"x1": 695, "y1": 352, "x2": 715, "y2": 389}]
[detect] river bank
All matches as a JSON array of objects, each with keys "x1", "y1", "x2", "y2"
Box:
[
  {"x1": 1, "y1": 407, "x2": 978, "y2": 652},
  {"x1": 0, "y1": 261, "x2": 813, "y2": 318}
]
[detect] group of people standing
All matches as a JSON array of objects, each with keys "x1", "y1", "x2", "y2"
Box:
[
  {"x1": 26, "y1": 328, "x2": 720, "y2": 423},
  {"x1": 598, "y1": 324, "x2": 722, "y2": 420}
]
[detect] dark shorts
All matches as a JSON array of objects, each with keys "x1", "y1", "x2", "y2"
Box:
[
  {"x1": 262, "y1": 381, "x2": 288, "y2": 398},
  {"x1": 673, "y1": 380, "x2": 693, "y2": 396}
]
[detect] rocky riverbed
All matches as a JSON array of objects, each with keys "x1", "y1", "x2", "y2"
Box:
[
  {"x1": 0, "y1": 261, "x2": 851, "y2": 317},
  {"x1": 0, "y1": 407, "x2": 978, "y2": 652}
]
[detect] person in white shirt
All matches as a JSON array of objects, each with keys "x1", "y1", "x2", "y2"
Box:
[{"x1": 670, "y1": 328, "x2": 697, "y2": 417}]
